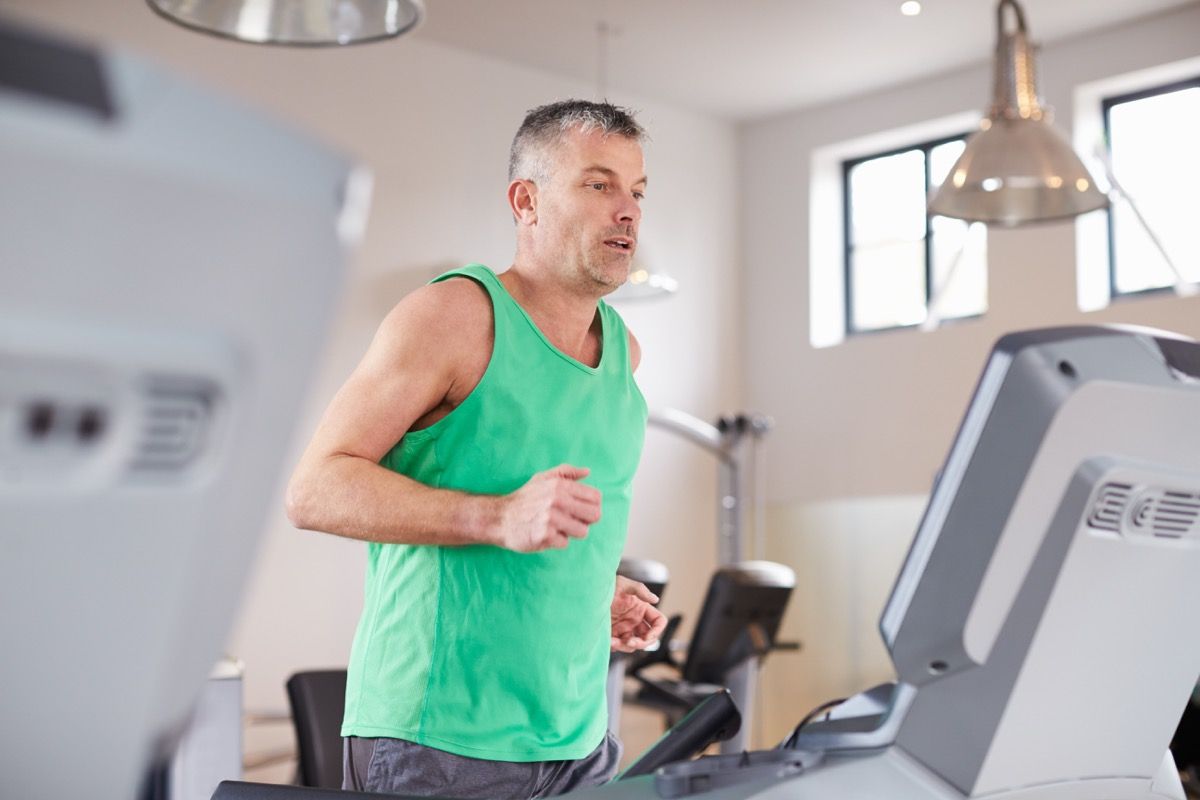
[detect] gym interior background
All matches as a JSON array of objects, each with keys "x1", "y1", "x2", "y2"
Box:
[{"x1": 7, "y1": 0, "x2": 1198, "y2": 781}]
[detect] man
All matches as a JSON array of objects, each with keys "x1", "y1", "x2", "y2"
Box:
[{"x1": 286, "y1": 99, "x2": 667, "y2": 799}]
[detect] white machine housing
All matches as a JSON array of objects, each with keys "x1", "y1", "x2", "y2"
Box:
[
  {"x1": 0, "y1": 18, "x2": 366, "y2": 800},
  {"x1": 885, "y1": 328, "x2": 1200, "y2": 797}
]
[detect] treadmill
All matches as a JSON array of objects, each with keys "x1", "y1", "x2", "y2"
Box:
[
  {"x1": 214, "y1": 329, "x2": 1200, "y2": 800},
  {"x1": 575, "y1": 325, "x2": 1200, "y2": 800}
]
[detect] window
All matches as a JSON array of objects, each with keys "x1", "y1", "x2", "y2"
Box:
[
  {"x1": 843, "y1": 136, "x2": 987, "y2": 334},
  {"x1": 1102, "y1": 76, "x2": 1200, "y2": 298}
]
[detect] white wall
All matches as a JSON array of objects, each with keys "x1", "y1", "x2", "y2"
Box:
[
  {"x1": 742, "y1": 2, "x2": 1200, "y2": 743},
  {"x1": 4, "y1": 0, "x2": 741, "y2": 752}
]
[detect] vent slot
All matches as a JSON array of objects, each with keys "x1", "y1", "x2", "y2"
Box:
[
  {"x1": 1089, "y1": 483, "x2": 1200, "y2": 541},
  {"x1": 128, "y1": 378, "x2": 216, "y2": 475},
  {"x1": 1087, "y1": 482, "x2": 1133, "y2": 532},
  {"x1": 1126, "y1": 490, "x2": 1200, "y2": 540}
]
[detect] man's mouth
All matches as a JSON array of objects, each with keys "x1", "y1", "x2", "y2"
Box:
[{"x1": 604, "y1": 237, "x2": 635, "y2": 251}]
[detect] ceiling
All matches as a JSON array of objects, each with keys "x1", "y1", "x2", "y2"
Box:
[
  {"x1": 410, "y1": 0, "x2": 1197, "y2": 120},
  {"x1": 2, "y1": 0, "x2": 1194, "y2": 121}
]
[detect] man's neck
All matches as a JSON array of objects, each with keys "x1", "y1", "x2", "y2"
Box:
[{"x1": 498, "y1": 263, "x2": 605, "y2": 365}]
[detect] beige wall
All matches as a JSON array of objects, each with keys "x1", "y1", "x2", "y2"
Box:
[
  {"x1": 759, "y1": 496, "x2": 926, "y2": 744},
  {"x1": 742, "y1": 2, "x2": 1200, "y2": 745}
]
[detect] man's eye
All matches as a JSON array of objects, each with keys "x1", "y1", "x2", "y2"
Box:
[
  {"x1": 590, "y1": 183, "x2": 605, "y2": 190},
  {"x1": 633, "y1": 192, "x2": 645, "y2": 201}
]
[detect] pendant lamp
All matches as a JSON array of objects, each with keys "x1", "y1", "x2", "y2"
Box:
[
  {"x1": 147, "y1": 0, "x2": 424, "y2": 46},
  {"x1": 927, "y1": 0, "x2": 1107, "y2": 225}
]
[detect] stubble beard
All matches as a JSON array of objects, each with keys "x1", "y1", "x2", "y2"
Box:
[{"x1": 581, "y1": 246, "x2": 633, "y2": 293}]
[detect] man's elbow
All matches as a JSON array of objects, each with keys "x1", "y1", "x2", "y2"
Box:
[{"x1": 284, "y1": 473, "x2": 316, "y2": 530}]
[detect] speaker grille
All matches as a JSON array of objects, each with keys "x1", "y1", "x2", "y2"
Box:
[
  {"x1": 1086, "y1": 482, "x2": 1133, "y2": 532},
  {"x1": 1088, "y1": 483, "x2": 1200, "y2": 540},
  {"x1": 128, "y1": 378, "x2": 216, "y2": 476},
  {"x1": 1130, "y1": 491, "x2": 1200, "y2": 540}
]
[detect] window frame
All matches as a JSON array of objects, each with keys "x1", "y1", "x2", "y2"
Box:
[
  {"x1": 841, "y1": 131, "x2": 975, "y2": 336},
  {"x1": 1101, "y1": 74, "x2": 1200, "y2": 301}
]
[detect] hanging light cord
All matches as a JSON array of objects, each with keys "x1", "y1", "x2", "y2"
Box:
[
  {"x1": 918, "y1": 227, "x2": 981, "y2": 332},
  {"x1": 991, "y1": 0, "x2": 1041, "y2": 121},
  {"x1": 596, "y1": 21, "x2": 609, "y2": 100}
]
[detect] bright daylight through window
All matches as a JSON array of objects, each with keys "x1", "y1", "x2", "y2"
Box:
[
  {"x1": 1103, "y1": 77, "x2": 1200, "y2": 298},
  {"x1": 843, "y1": 136, "x2": 987, "y2": 334}
]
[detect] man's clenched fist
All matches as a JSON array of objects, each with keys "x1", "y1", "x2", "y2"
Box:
[{"x1": 494, "y1": 464, "x2": 601, "y2": 552}]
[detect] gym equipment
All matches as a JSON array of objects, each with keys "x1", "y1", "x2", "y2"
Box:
[
  {"x1": 287, "y1": 670, "x2": 350, "y2": 789},
  {"x1": 617, "y1": 557, "x2": 670, "y2": 601},
  {"x1": 213, "y1": 786, "x2": 366, "y2": 800},
  {"x1": 631, "y1": 411, "x2": 783, "y2": 750},
  {"x1": 648, "y1": 410, "x2": 772, "y2": 567},
  {"x1": 626, "y1": 561, "x2": 797, "y2": 753},
  {"x1": 1171, "y1": 687, "x2": 1200, "y2": 795},
  {"x1": 0, "y1": 18, "x2": 363, "y2": 800},
  {"x1": 616, "y1": 690, "x2": 742, "y2": 780},
  {"x1": 213, "y1": 692, "x2": 742, "y2": 799},
  {"x1": 580, "y1": 325, "x2": 1200, "y2": 800}
]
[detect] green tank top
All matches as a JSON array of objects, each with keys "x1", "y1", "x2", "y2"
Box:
[{"x1": 341, "y1": 264, "x2": 648, "y2": 761}]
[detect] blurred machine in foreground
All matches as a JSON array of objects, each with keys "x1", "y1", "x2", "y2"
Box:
[{"x1": 0, "y1": 18, "x2": 367, "y2": 800}]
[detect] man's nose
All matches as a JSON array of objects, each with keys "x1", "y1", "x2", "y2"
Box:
[{"x1": 616, "y1": 193, "x2": 641, "y2": 224}]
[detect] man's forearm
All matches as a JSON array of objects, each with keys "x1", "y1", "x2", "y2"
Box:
[{"x1": 286, "y1": 454, "x2": 502, "y2": 546}]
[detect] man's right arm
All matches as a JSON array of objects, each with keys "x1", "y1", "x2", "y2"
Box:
[{"x1": 285, "y1": 279, "x2": 600, "y2": 552}]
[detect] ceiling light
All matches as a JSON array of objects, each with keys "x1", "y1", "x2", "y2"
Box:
[
  {"x1": 147, "y1": 0, "x2": 424, "y2": 46},
  {"x1": 608, "y1": 263, "x2": 679, "y2": 303},
  {"x1": 927, "y1": 0, "x2": 1107, "y2": 225},
  {"x1": 900, "y1": 2, "x2": 922, "y2": 17}
]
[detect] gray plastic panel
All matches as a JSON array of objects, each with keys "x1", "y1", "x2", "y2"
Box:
[
  {"x1": 891, "y1": 337, "x2": 1200, "y2": 794},
  {"x1": 881, "y1": 327, "x2": 1189, "y2": 683},
  {"x1": 0, "y1": 20, "x2": 358, "y2": 800}
]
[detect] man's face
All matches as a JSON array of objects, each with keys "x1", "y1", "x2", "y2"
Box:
[{"x1": 534, "y1": 127, "x2": 646, "y2": 293}]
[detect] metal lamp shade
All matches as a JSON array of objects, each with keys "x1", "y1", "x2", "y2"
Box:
[
  {"x1": 927, "y1": 0, "x2": 1107, "y2": 226},
  {"x1": 928, "y1": 116, "x2": 1109, "y2": 226},
  {"x1": 147, "y1": 0, "x2": 424, "y2": 46}
]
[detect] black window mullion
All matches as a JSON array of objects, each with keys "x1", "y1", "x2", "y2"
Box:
[
  {"x1": 840, "y1": 132, "x2": 972, "y2": 337},
  {"x1": 1102, "y1": 97, "x2": 1119, "y2": 301},
  {"x1": 843, "y1": 158, "x2": 856, "y2": 335},
  {"x1": 923, "y1": 143, "x2": 934, "y2": 310}
]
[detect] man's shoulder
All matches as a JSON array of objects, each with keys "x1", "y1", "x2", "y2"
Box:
[
  {"x1": 381, "y1": 275, "x2": 493, "y2": 344},
  {"x1": 410, "y1": 273, "x2": 492, "y2": 313}
]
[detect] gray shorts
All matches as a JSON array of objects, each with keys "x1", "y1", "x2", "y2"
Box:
[{"x1": 342, "y1": 733, "x2": 623, "y2": 799}]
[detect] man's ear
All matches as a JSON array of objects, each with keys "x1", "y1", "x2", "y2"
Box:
[{"x1": 508, "y1": 179, "x2": 538, "y2": 225}]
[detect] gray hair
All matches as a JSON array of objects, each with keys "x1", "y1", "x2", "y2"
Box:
[{"x1": 508, "y1": 99, "x2": 647, "y2": 183}]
